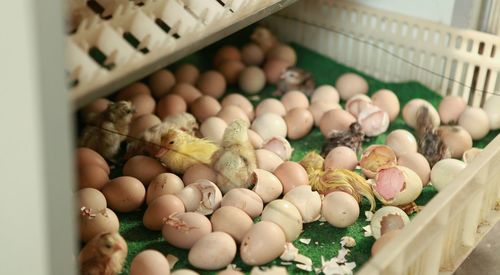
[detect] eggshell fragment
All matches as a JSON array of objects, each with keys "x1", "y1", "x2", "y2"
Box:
[
  {"x1": 284, "y1": 108, "x2": 314, "y2": 140},
  {"x1": 283, "y1": 185, "x2": 321, "y2": 223},
  {"x1": 251, "y1": 169, "x2": 283, "y2": 203},
  {"x1": 177, "y1": 180, "x2": 222, "y2": 215},
  {"x1": 76, "y1": 188, "x2": 107, "y2": 215},
  {"x1": 115, "y1": 82, "x2": 151, "y2": 100},
  {"x1": 200, "y1": 117, "x2": 228, "y2": 144},
  {"x1": 102, "y1": 176, "x2": 146, "y2": 212},
  {"x1": 211, "y1": 206, "x2": 253, "y2": 243},
  {"x1": 170, "y1": 83, "x2": 202, "y2": 105},
  {"x1": 438, "y1": 95, "x2": 466, "y2": 124},
  {"x1": 255, "y1": 149, "x2": 284, "y2": 172},
  {"x1": 255, "y1": 98, "x2": 287, "y2": 117},
  {"x1": 78, "y1": 165, "x2": 109, "y2": 190},
  {"x1": 182, "y1": 164, "x2": 217, "y2": 186},
  {"x1": 175, "y1": 64, "x2": 199, "y2": 85},
  {"x1": 242, "y1": 43, "x2": 265, "y2": 66},
  {"x1": 80, "y1": 208, "x2": 119, "y2": 242},
  {"x1": 370, "y1": 206, "x2": 409, "y2": 239},
  {"x1": 372, "y1": 166, "x2": 422, "y2": 206},
  {"x1": 484, "y1": 96, "x2": 500, "y2": 130},
  {"x1": 262, "y1": 136, "x2": 293, "y2": 161},
  {"x1": 197, "y1": 71, "x2": 226, "y2": 99},
  {"x1": 311, "y1": 85, "x2": 340, "y2": 104},
  {"x1": 357, "y1": 105, "x2": 390, "y2": 137},
  {"x1": 321, "y1": 191, "x2": 359, "y2": 228},
  {"x1": 129, "y1": 114, "x2": 161, "y2": 139},
  {"x1": 345, "y1": 94, "x2": 372, "y2": 118},
  {"x1": 273, "y1": 161, "x2": 309, "y2": 194},
  {"x1": 319, "y1": 109, "x2": 356, "y2": 137},
  {"x1": 239, "y1": 66, "x2": 266, "y2": 94},
  {"x1": 324, "y1": 146, "x2": 358, "y2": 171},
  {"x1": 123, "y1": 156, "x2": 167, "y2": 187},
  {"x1": 190, "y1": 95, "x2": 222, "y2": 122},
  {"x1": 189, "y1": 232, "x2": 237, "y2": 270},
  {"x1": 221, "y1": 188, "x2": 263, "y2": 218},
  {"x1": 267, "y1": 44, "x2": 297, "y2": 66},
  {"x1": 371, "y1": 89, "x2": 400, "y2": 121},
  {"x1": 371, "y1": 229, "x2": 402, "y2": 256},
  {"x1": 309, "y1": 102, "x2": 341, "y2": 127},
  {"x1": 385, "y1": 129, "x2": 418, "y2": 157},
  {"x1": 217, "y1": 105, "x2": 250, "y2": 124},
  {"x1": 146, "y1": 173, "x2": 184, "y2": 204},
  {"x1": 438, "y1": 126, "x2": 473, "y2": 158},
  {"x1": 458, "y1": 107, "x2": 490, "y2": 140},
  {"x1": 251, "y1": 113, "x2": 287, "y2": 140},
  {"x1": 162, "y1": 212, "x2": 212, "y2": 249},
  {"x1": 76, "y1": 147, "x2": 110, "y2": 174},
  {"x1": 148, "y1": 69, "x2": 176, "y2": 99},
  {"x1": 261, "y1": 199, "x2": 302, "y2": 241},
  {"x1": 359, "y1": 145, "x2": 397, "y2": 178},
  {"x1": 263, "y1": 59, "x2": 290, "y2": 84},
  {"x1": 130, "y1": 250, "x2": 171, "y2": 275},
  {"x1": 281, "y1": 91, "x2": 309, "y2": 111},
  {"x1": 430, "y1": 159, "x2": 466, "y2": 191},
  {"x1": 240, "y1": 221, "x2": 287, "y2": 266},
  {"x1": 335, "y1": 73, "x2": 369, "y2": 101},
  {"x1": 402, "y1": 99, "x2": 440, "y2": 129},
  {"x1": 463, "y1": 148, "x2": 483, "y2": 164},
  {"x1": 143, "y1": 194, "x2": 185, "y2": 230},
  {"x1": 218, "y1": 60, "x2": 245, "y2": 85},
  {"x1": 221, "y1": 93, "x2": 255, "y2": 120},
  {"x1": 397, "y1": 152, "x2": 431, "y2": 186}
]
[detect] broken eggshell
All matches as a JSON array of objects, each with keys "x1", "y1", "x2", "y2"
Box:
[
  {"x1": 255, "y1": 149, "x2": 284, "y2": 172},
  {"x1": 372, "y1": 166, "x2": 423, "y2": 206},
  {"x1": 221, "y1": 188, "x2": 263, "y2": 218},
  {"x1": 370, "y1": 206, "x2": 409, "y2": 239},
  {"x1": 357, "y1": 104, "x2": 390, "y2": 137},
  {"x1": 176, "y1": 179, "x2": 222, "y2": 215},
  {"x1": 262, "y1": 136, "x2": 293, "y2": 161},
  {"x1": 359, "y1": 145, "x2": 398, "y2": 178},
  {"x1": 251, "y1": 168, "x2": 283, "y2": 203},
  {"x1": 345, "y1": 94, "x2": 372, "y2": 118},
  {"x1": 463, "y1": 148, "x2": 483, "y2": 164},
  {"x1": 283, "y1": 185, "x2": 321, "y2": 223}
]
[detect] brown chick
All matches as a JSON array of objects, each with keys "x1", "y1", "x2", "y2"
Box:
[
  {"x1": 212, "y1": 119, "x2": 257, "y2": 193},
  {"x1": 416, "y1": 106, "x2": 449, "y2": 167},
  {"x1": 79, "y1": 101, "x2": 134, "y2": 161},
  {"x1": 322, "y1": 122, "x2": 365, "y2": 157},
  {"x1": 250, "y1": 26, "x2": 278, "y2": 53},
  {"x1": 79, "y1": 232, "x2": 128, "y2": 275},
  {"x1": 276, "y1": 67, "x2": 316, "y2": 96}
]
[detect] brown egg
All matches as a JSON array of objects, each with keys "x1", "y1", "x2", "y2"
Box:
[
  {"x1": 438, "y1": 125, "x2": 473, "y2": 158},
  {"x1": 197, "y1": 71, "x2": 226, "y2": 99},
  {"x1": 458, "y1": 107, "x2": 490, "y2": 140},
  {"x1": 398, "y1": 152, "x2": 431, "y2": 185},
  {"x1": 221, "y1": 93, "x2": 254, "y2": 120},
  {"x1": 221, "y1": 188, "x2": 263, "y2": 218},
  {"x1": 217, "y1": 60, "x2": 245, "y2": 85},
  {"x1": 148, "y1": 69, "x2": 176, "y2": 99},
  {"x1": 217, "y1": 105, "x2": 250, "y2": 124},
  {"x1": 273, "y1": 161, "x2": 309, "y2": 193},
  {"x1": 182, "y1": 164, "x2": 217, "y2": 185},
  {"x1": 170, "y1": 83, "x2": 202, "y2": 105},
  {"x1": 438, "y1": 95, "x2": 467, "y2": 124},
  {"x1": 147, "y1": 173, "x2": 185, "y2": 204},
  {"x1": 78, "y1": 165, "x2": 109, "y2": 190},
  {"x1": 255, "y1": 98, "x2": 286, "y2": 117},
  {"x1": 263, "y1": 58, "x2": 289, "y2": 84},
  {"x1": 267, "y1": 44, "x2": 297, "y2": 66},
  {"x1": 162, "y1": 212, "x2": 212, "y2": 249},
  {"x1": 281, "y1": 91, "x2": 309, "y2": 111},
  {"x1": 284, "y1": 108, "x2": 314, "y2": 139},
  {"x1": 130, "y1": 94, "x2": 156, "y2": 118},
  {"x1": 175, "y1": 64, "x2": 199, "y2": 85},
  {"x1": 189, "y1": 232, "x2": 237, "y2": 270},
  {"x1": 319, "y1": 109, "x2": 356, "y2": 137},
  {"x1": 129, "y1": 114, "x2": 161, "y2": 139},
  {"x1": 156, "y1": 94, "x2": 187, "y2": 119},
  {"x1": 311, "y1": 85, "x2": 340, "y2": 104},
  {"x1": 210, "y1": 206, "x2": 253, "y2": 243},
  {"x1": 143, "y1": 194, "x2": 185, "y2": 230},
  {"x1": 76, "y1": 147, "x2": 110, "y2": 174},
  {"x1": 190, "y1": 95, "x2": 222, "y2": 122},
  {"x1": 309, "y1": 102, "x2": 341, "y2": 127},
  {"x1": 385, "y1": 129, "x2": 418, "y2": 157},
  {"x1": 240, "y1": 221, "x2": 286, "y2": 266},
  {"x1": 239, "y1": 66, "x2": 266, "y2": 94},
  {"x1": 335, "y1": 73, "x2": 369, "y2": 101},
  {"x1": 241, "y1": 43, "x2": 265, "y2": 66},
  {"x1": 76, "y1": 188, "x2": 107, "y2": 212},
  {"x1": 80, "y1": 208, "x2": 119, "y2": 242},
  {"x1": 200, "y1": 117, "x2": 227, "y2": 144},
  {"x1": 255, "y1": 149, "x2": 284, "y2": 172},
  {"x1": 324, "y1": 146, "x2": 358, "y2": 171},
  {"x1": 115, "y1": 82, "x2": 151, "y2": 100},
  {"x1": 102, "y1": 176, "x2": 145, "y2": 213},
  {"x1": 81, "y1": 98, "x2": 110, "y2": 122},
  {"x1": 130, "y1": 250, "x2": 171, "y2": 275},
  {"x1": 371, "y1": 229, "x2": 401, "y2": 256},
  {"x1": 214, "y1": 46, "x2": 241, "y2": 67},
  {"x1": 371, "y1": 89, "x2": 400, "y2": 122},
  {"x1": 123, "y1": 156, "x2": 167, "y2": 187}
]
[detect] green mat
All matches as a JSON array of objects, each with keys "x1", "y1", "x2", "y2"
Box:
[{"x1": 114, "y1": 27, "x2": 499, "y2": 274}]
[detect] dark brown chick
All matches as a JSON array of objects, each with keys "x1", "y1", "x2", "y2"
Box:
[
  {"x1": 322, "y1": 122, "x2": 365, "y2": 157},
  {"x1": 79, "y1": 232, "x2": 128, "y2": 275},
  {"x1": 416, "y1": 106, "x2": 449, "y2": 167},
  {"x1": 275, "y1": 67, "x2": 316, "y2": 96}
]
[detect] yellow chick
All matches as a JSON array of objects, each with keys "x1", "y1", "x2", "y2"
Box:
[
  {"x1": 79, "y1": 232, "x2": 127, "y2": 275},
  {"x1": 155, "y1": 127, "x2": 220, "y2": 174}
]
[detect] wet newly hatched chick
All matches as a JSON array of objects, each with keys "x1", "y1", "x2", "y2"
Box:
[
  {"x1": 416, "y1": 106, "x2": 449, "y2": 167},
  {"x1": 276, "y1": 67, "x2": 316, "y2": 96},
  {"x1": 250, "y1": 26, "x2": 278, "y2": 53},
  {"x1": 212, "y1": 119, "x2": 257, "y2": 193},
  {"x1": 79, "y1": 232, "x2": 128, "y2": 275},
  {"x1": 79, "y1": 101, "x2": 134, "y2": 160},
  {"x1": 322, "y1": 122, "x2": 365, "y2": 157}
]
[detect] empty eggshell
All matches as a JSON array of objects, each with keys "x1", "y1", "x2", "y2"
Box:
[
  {"x1": 176, "y1": 180, "x2": 222, "y2": 215},
  {"x1": 129, "y1": 114, "x2": 161, "y2": 139},
  {"x1": 345, "y1": 94, "x2": 372, "y2": 118},
  {"x1": 197, "y1": 71, "x2": 226, "y2": 99},
  {"x1": 281, "y1": 91, "x2": 309, "y2": 111},
  {"x1": 240, "y1": 221, "x2": 287, "y2": 266},
  {"x1": 483, "y1": 96, "x2": 500, "y2": 130},
  {"x1": 273, "y1": 161, "x2": 309, "y2": 194},
  {"x1": 262, "y1": 136, "x2": 293, "y2": 161},
  {"x1": 267, "y1": 44, "x2": 297, "y2": 66},
  {"x1": 123, "y1": 156, "x2": 167, "y2": 187},
  {"x1": 188, "y1": 232, "x2": 237, "y2": 270},
  {"x1": 309, "y1": 102, "x2": 341, "y2": 127},
  {"x1": 221, "y1": 188, "x2": 263, "y2": 218},
  {"x1": 372, "y1": 166, "x2": 422, "y2": 206},
  {"x1": 102, "y1": 176, "x2": 146, "y2": 213},
  {"x1": 385, "y1": 129, "x2": 418, "y2": 157},
  {"x1": 463, "y1": 148, "x2": 483, "y2": 164},
  {"x1": 162, "y1": 212, "x2": 212, "y2": 249},
  {"x1": 210, "y1": 206, "x2": 253, "y2": 243},
  {"x1": 175, "y1": 64, "x2": 199, "y2": 85},
  {"x1": 190, "y1": 95, "x2": 222, "y2": 122},
  {"x1": 130, "y1": 94, "x2": 156, "y2": 118},
  {"x1": 371, "y1": 229, "x2": 402, "y2": 256},
  {"x1": 76, "y1": 147, "x2": 110, "y2": 174},
  {"x1": 255, "y1": 149, "x2": 284, "y2": 172},
  {"x1": 359, "y1": 145, "x2": 397, "y2": 178},
  {"x1": 321, "y1": 191, "x2": 360, "y2": 228},
  {"x1": 115, "y1": 82, "x2": 151, "y2": 101},
  {"x1": 397, "y1": 152, "x2": 431, "y2": 186},
  {"x1": 438, "y1": 95, "x2": 467, "y2": 124},
  {"x1": 182, "y1": 164, "x2": 217, "y2": 185},
  {"x1": 248, "y1": 129, "x2": 264, "y2": 149},
  {"x1": 80, "y1": 208, "x2": 119, "y2": 242},
  {"x1": 319, "y1": 109, "x2": 357, "y2": 137},
  {"x1": 156, "y1": 94, "x2": 187, "y2": 120},
  {"x1": 311, "y1": 85, "x2": 340, "y2": 104},
  {"x1": 402, "y1": 99, "x2": 440, "y2": 129},
  {"x1": 148, "y1": 69, "x2": 176, "y2": 99},
  {"x1": 217, "y1": 60, "x2": 245, "y2": 85},
  {"x1": 261, "y1": 199, "x2": 303, "y2": 241},
  {"x1": 357, "y1": 105, "x2": 390, "y2": 137},
  {"x1": 371, "y1": 89, "x2": 400, "y2": 121},
  {"x1": 335, "y1": 73, "x2": 369, "y2": 101},
  {"x1": 324, "y1": 146, "x2": 358, "y2": 171},
  {"x1": 458, "y1": 107, "x2": 490, "y2": 140},
  {"x1": 143, "y1": 194, "x2": 185, "y2": 230},
  {"x1": 239, "y1": 66, "x2": 266, "y2": 94},
  {"x1": 438, "y1": 126, "x2": 473, "y2": 158},
  {"x1": 130, "y1": 250, "x2": 171, "y2": 275},
  {"x1": 251, "y1": 113, "x2": 287, "y2": 140},
  {"x1": 263, "y1": 58, "x2": 290, "y2": 84},
  {"x1": 284, "y1": 108, "x2": 314, "y2": 140},
  {"x1": 146, "y1": 173, "x2": 184, "y2": 204},
  {"x1": 241, "y1": 43, "x2": 265, "y2": 66},
  {"x1": 78, "y1": 165, "x2": 109, "y2": 190},
  {"x1": 430, "y1": 159, "x2": 466, "y2": 191},
  {"x1": 214, "y1": 46, "x2": 241, "y2": 67},
  {"x1": 283, "y1": 185, "x2": 321, "y2": 223},
  {"x1": 370, "y1": 206, "x2": 409, "y2": 239},
  {"x1": 200, "y1": 116, "x2": 228, "y2": 144},
  {"x1": 251, "y1": 169, "x2": 283, "y2": 203},
  {"x1": 221, "y1": 93, "x2": 255, "y2": 120},
  {"x1": 255, "y1": 98, "x2": 287, "y2": 117},
  {"x1": 170, "y1": 83, "x2": 202, "y2": 105},
  {"x1": 217, "y1": 105, "x2": 250, "y2": 124}
]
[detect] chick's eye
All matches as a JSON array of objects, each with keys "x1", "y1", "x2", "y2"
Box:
[{"x1": 169, "y1": 141, "x2": 174, "y2": 144}]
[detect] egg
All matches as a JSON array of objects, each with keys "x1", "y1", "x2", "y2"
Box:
[
  {"x1": 430, "y1": 159, "x2": 466, "y2": 191},
  {"x1": 102, "y1": 176, "x2": 145, "y2": 212},
  {"x1": 324, "y1": 146, "x2": 358, "y2": 171},
  {"x1": 266, "y1": 44, "x2": 297, "y2": 66},
  {"x1": 81, "y1": 98, "x2": 110, "y2": 122},
  {"x1": 239, "y1": 66, "x2": 266, "y2": 94},
  {"x1": 221, "y1": 188, "x2": 263, "y2": 218},
  {"x1": 357, "y1": 105, "x2": 390, "y2": 136},
  {"x1": 123, "y1": 156, "x2": 167, "y2": 187},
  {"x1": 143, "y1": 194, "x2": 185, "y2": 230},
  {"x1": 402, "y1": 99, "x2": 440, "y2": 129},
  {"x1": 221, "y1": 93, "x2": 255, "y2": 120},
  {"x1": 438, "y1": 95, "x2": 466, "y2": 124},
  {"x1": 308, "y1": 102, "x2": 341, "y2": 127},
  {"x1": 251, "y1": 169, "x2": 283, "y2": 203},
  {"x1": 438, "y1": 126, "x2": 473, "y2": 158},
  {"x1": 281, "y1": 91, "x2": 309, "y2": 111},
  {"x1": 371, "y1": 229, "x2": 402, "y2": 256},
  {"x1": 177, "y1": 180, "x2": 222, "y2": 215},
  {"x1": 371, "y1": 89, "x2": 400, "y2": 121},
  {"x1": 263, "y1": 58, "x2": 289, "y2": 84},
  {"x1": 148, "y1": 69, "x2": 176, "y2": 99},
  {"x1": 241, "y1": 43, "x2": 265, "y2": 66},
  {"x1": 182, "y1": 164, "x2": 217, "y2": 185},
  {"x1": 248, "y1": 129, "x2": 264, "y2": 149},
  {"x1": 190, "y1": 95, "x2": 222, "y2": 122},
  {"x1": 240, "y1": 221, "x2": 287, "y2": 265},
  {"x1": 255, "y1": 98, "x2": 287, "y2": 117},
  {"x1": 78, "y1": 165, "x2": 109, "y2": 190},
  {"x1": 171, "y1": 270, "x2": 199, "y2": 275},
  {"x1": 197, "y1": 71, "x2": 226, "y2": 99},
  {"x1": 397, "y1": 152, "x2": 431, "y2": 185},
  {"x1": 76, "y1": 147, "x2": 109, "y2": 174},
  {"x1": 129, "y1": 114, "x2": 161, "y2": 139},
  {"x1": 214, "y1": 46, "x2": 241, "y2": 67},
  {"x1": 162, "y1": 212, "x2": 212, "y2": 249},
  {"x1": 311, "y1": 85, "x2": 340, "y2": 104},
  {"x1": 130, "y1": 94, "x2": 156, "y2": 118},
  {"x1": 262, "y1": 136, "x2": 293, "y2": 161},
  {"x1": 483, "y1": 96, "x2": 500, "y2": 130},
  {"x1": 319, "y1": 109, "x2": 356, "y2": 137},
  {"x1": 130, "y1": 250, "x2": 170, "y2": 275},
  {"x1": 200, "y1": 116, "x2": 228, "y2": 144},
  {"x1": 217, "y1": 60, "x2": 245, "y2": 85},
  {"x1": 251, "y1": 113, "x2": 287, "y2": 140},
  {"x1": 335, "y1": 73, "x2": 369, "y2": 101},
  {"x1": 273, "y1": 161, "x2": 309, "y2": 193},
  {"x1": 217, "y1": 268, "x2": 244, "y2": 275},
  {"x1": 217, "y1": 105, "x2": 250, "y2": 124},
  {"x1": 170, "y1": 83, "x2": 202, "y2": 105},
  {"x1": 284, "y1": 108, "x2": 314, "y2": 139},
  {"x1": 385, "y1": 129, "x2": 418, "y2": 157},
  {"x1": 261, "y1": 199, "x2": 302, "y2": 241},
  {"x1": 76, "y1": 188, "x2": 107, "y2": 212},
  {"x1": 155, "y1": 94, "x2": 187, "y2": 120},
  {"x1": 283, "y1": 185, "x2": 321, "y2": 223},
  {"x1": 359, "y1": 145, "x2": 397, "y2": 178},
  {"x1": 175, "y1": 64, "x2": 199, "y2": 85},
  {"x1": 189, "y1": 232, "x2": 237, "y2": 270},
  {"x1": 370, "y1": 206, "x2": 409, "y2": 239},
  {"x1": 80, "y1": 208, "x2": 119, "y2": 242},
  {"x1": 115, "y1": 82, "x2": 151, "y2": 100},
  {"x1": 210, "y1": 206, "x2": 253, "y2": 243},
  {"x1": 321, "y1": 191, "x2": 359, "y2": 228},
  {"x1": 255, "y1": 149, "x2": 284, "y2": 172},
  {"x1": 372, "y1": 166, "x2": 422, "y2": 205},
  {"x1": 346, "y1": 94, "x2": 372, "y2": 118},
  {"x1": 458, "y1": 107, "x2": 490, "y2": 140},
  {"x1": 146, "y1": 173, "x2": 184, "y2": 204}
]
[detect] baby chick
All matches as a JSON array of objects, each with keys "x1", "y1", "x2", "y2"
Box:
[
  {"x1": 155, "y1": 128, "x2": 220, "y2": 174},
  {"x1": 322, "y1": 122, "x2": 365, "y2": 156},
  {"x1": 251, "y1": 26, "x2": 278, "y2": 53},
  {"x1": 79, "y1": 101, "x2": 134, "y2": 161},
  {"x1": 416, "y1": 106, "x2": 449, "y2": 167},
  {"x1": 276, "y1": 67, "x2": 315, "y2": 96},
  {"x1": 79, "y1": 232, "x2": 128, "y2": 275},
  {"x1": 212, "y1": 119, "x2": 257, "y2": 193}
]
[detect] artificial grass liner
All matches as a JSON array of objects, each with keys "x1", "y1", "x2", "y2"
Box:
[{"x1": 114, "y1": 31, "x2": 499, "y2": 274}]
